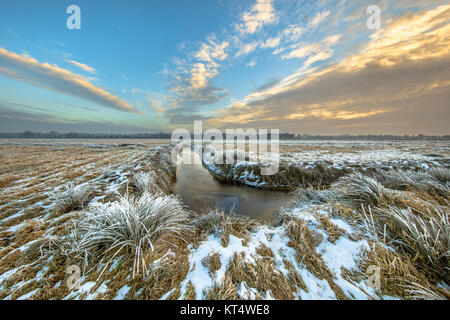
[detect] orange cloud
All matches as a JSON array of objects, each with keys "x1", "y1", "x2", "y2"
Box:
[
  {"x1": 210, "y1": 5, "x2": 450, "y2": 134},
  {"x1": 65, "y1": 59, "x2": 96, "y2": 74},
  {"x1": 0, "y1": 48, "x2": 138, "y2": 114}
]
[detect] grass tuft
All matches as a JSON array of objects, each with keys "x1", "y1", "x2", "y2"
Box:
[
  {"x1": 192, "y1": 209, "x2": 259, "y2": 246},
  {"x1": 54, "y1": 183, "x2": 91, "y2": 215},
  {"x1": 377, "y1": 206, "x2": 449, "y2": 279},
  {"x1": 401, "y1": 281, "x2": 449, "y2": 300},
  {"x1": 338, "y1": 173, "x2": 387, "y2": 206},
  {"x1": 65, "y1": 192, "x2": 190, "y2": 278},
  {"x1": 132, "y1": 171, "x2": 164, "y2": 195}
]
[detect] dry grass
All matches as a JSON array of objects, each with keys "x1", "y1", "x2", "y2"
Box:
[
  {"x1": 61, "y1": 169, "x2": 85, "y2": 180},
  {"x1": 0, "y1": 174, "x2": 19, "y2": 188},
  {"x1": 0, "y1": 142, "x2": 181, "y2": 300},
  {"x1": 401, "y1": 281, "x2": 449, "y2": 300},
  {"x1": 333, "y1": 168, "x2": 450, "y2": 294},
  {"x1": 14, "y1": 220, "x2": 46, "y2": 247},
  {"x1": 192, "y1": 209, "x2": 259, "y2": 247},
  {"x1": 284, "y1": 217, "x2": 349, "y2": 299},
  {"x1": 132, "y1": 254, "x2": 189, "y2": 299},
  {"x1": 208, "y1": 161, "x2": 349, "y2": 189},
  {"x1": 376, "y1": 206, "x2": 449, "y2": 280},
  {"x1": 358, "y1": 242, "x2": 449, "y2": 299},
  {"x1": 202, "y1": 252, "x2": 222, "y2": 277},
  {"x1": 375, "y1": 170, "x2": 449, "y2": 200},
  {"x1": 1, "y1": 141, "x2": 448, "y2": 300},
  {"x1": 128, "y1": 146, "x2": 176, "y2": 197},
  {"x1": 316, "y1": 214, "x2": 345, "y2": 243},
  {"x1": 285, "y1": 219, "x2": 326, "y2": 279},
  {"x1": 255, "y1": 243, "x2": 274, "y2": 258},
  {"x1": 20, "y1": 236, "x2": 60, "y2": 264},
  {"x1": 205, "y1": 276, "x2": 239, "y2": 300},
  {"x1": 225, "y1": 252, "x2": 297, "y2": 300}
]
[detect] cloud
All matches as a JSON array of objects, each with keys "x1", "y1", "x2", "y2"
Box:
[
  {"x1": 0, "y1": 48, "x2": 138, "y2": 114},
  {"x1": 190, "y1": 63, "x2": 219, "y2": 89},
  {"x1": 237, "y1": 0, "x2": 277, "y2": 34},
  {"x1": 252, "y1": 77, "x2": 280, "y2": 92},
  {"x1": 161, "y1": 108, "x2": 210, "y2": 125},
  {"x1": 65, "y1": 59, "x2": 96, "y2": 74},
  {"x1": 260, "y1": 37, "x2": 281, "y2": 49},
  {"x1": 158, "y1": 67, "x2": 228, "y2": 123},
  {"x1": 158, "y1": 0, "x2": 308, "y2": 124},
  {"x1": 211, "y1": 5, "x2": 450, "y2": 134},
  {"x1": 281, "y1": 25, "x2": 304, "y2": 42},
  {"x1": 0, "y1": 104, "x2": 151, "y2": 133},
  {"x1": 146, "y1": 92, "x2": 166, "y2": 112},
  {"x1": 310, "y1": 10, "x2": 330, "y2": 29},
  {"x1": 235, "y1": 41, "x2": 259, "y2": 57},
  {"x1": 158, "y1": 36, "x2": 232, "y2": 124},
  {"x1": 171, "y1": 83, "x2": 228, "y2": 108},
  {"x1": 195, "y1": 40, "x2": 229, "y2": 62},
  {"x1": 281, "y1": 35, "x2": 341, "y2": 68}
]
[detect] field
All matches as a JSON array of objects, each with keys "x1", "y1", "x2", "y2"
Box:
[{"x1": 0, "y1": 139, "x2": 449, "y2": 300}]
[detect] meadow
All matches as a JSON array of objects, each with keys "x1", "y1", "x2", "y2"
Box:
[{"x1": 0, "y1": 139, "x2": 448, "y2": 300}]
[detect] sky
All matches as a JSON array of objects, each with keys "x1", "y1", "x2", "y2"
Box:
[{"x1": 0, "y1": 0, "x2": 449, "y2": 134}]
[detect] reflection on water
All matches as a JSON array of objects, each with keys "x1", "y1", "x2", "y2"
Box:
[{"x1": 174, "y1": 149, "x2": 292, "y2": 221}]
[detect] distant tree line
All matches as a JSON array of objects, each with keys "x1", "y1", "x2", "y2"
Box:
[
  {"x1": 0, "y1": 131, "x2": 448, "y2": 141},
  {"x1": 277, "y1": 133, "x2": 450, "y2": 141},
  {"x1": 0, "y1": 131, "x2": 172, "y2": 139}
]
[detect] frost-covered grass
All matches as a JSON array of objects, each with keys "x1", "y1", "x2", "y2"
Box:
[
  {"x1": 338, "y1": 173, "x2": 388, "y2": 206},
  {"x1": 375, "y1": 169, "x2": 449, "y2": 197},
  {"x1": 378, "y1": 207, "x2": 448, "y2": 277},
  {"x1": 401, "y1": 282, "x2": 448, "y2": 300},
  {"x1": 0, "y1": 143, "x2": 176, "y2": 299},
  {"x1": 329, "y1": 169, "x2": 450, "y2": 298},
  {"x1": 1, "y1": 141, "x2": 448, "y2": 300},
  {"x1": 205, "y1": 160, "x2": 349, "y2": 189},
  {"x1": 65, "y1": 192, "x2": 190, "y2": 279},
  {"x1": 194, "y1": 140, "x2": 448, "y2": 189},
  {"x1": 53, "y1": 183, "x2": 92, "y2": 215},
  {"x1": 133, "y1": 171, "x2": 162, "y2": 195},
  {"x1": 131, "y1": 146, "x2": 176, "y2": 196}
]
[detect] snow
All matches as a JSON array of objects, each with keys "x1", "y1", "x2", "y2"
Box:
[
  {"x1": 2, "y1": 141, "x2": 446, "y2": 300},
  {"x1": 237, "y1": 282, "x2": 257, "y2": 300},
  {"x1": 113, "y1": 285, "x2": 131, "y2": 300},
  {"x1": 170, "y1": 198, "x2": 399, "y2": 300},
  {"x1": 296, "y1": 270, "x2": 335, "y2": 300},
  {"x1": 85, "y1": 282, "x2": 108, "y2": 300},
  {"x1": 192, "y1": 140, "x2": 448, "y2": 188}
]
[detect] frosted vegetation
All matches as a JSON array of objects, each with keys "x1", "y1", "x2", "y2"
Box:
[
  {"x1": 200, "y1": 141, "x2": 449, "y2": 189},
  {"x1": 0, "y1": 140, "x2": 448, "y2": 300}
]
